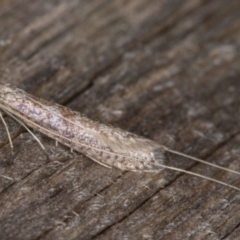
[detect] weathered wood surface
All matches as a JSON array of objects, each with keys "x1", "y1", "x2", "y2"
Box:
[{"x1": 1, "y1": 0, "x2": 240, "y2": 239}]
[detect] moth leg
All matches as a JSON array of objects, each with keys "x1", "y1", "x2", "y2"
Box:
[
  {"x1": 0, "y1": 111, "x2": 14, "y2": 162},
  {"x1": 86, "y1": 155, "x2": 112, "y2": 169},
  {"x1": 0, "y1": 174, "x2": 13, "y2": 181},
  {"x1": 3, "y1": 110, "x2": 50, "y2": 161}
]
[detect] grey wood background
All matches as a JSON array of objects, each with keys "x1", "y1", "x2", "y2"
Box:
[{"x1": 1, "y1": 0, "x2": 240, "y2": 239}]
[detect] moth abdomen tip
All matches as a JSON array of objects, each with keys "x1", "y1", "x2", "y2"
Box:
[
  {"x1": 152, "y1": 147, "x2": 165, "y2": 163},
  {"x1": 148, "y1": 147, "x2": 166, "y2": 171}
]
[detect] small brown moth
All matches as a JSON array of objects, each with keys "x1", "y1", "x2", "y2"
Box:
[{"x1": 0, "y1": 84, "x2": 240, "y2": 190}]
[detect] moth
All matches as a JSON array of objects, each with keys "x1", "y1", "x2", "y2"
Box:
[{"x1": 0, "y1": 84, "x2": 240, "y2": 191}]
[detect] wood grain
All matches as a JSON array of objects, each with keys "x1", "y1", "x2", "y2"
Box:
[{"x1": 1, "y1": 0, "x2": 240, "y2": 239}]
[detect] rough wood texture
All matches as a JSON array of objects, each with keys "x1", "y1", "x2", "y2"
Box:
[{"x1": 1, "y1": 0, "x2": 240, "y2": 239}]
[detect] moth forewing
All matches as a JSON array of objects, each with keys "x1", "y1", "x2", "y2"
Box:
[{"x1": 0, "y1": 84, "x2": 165, "y2": 171}]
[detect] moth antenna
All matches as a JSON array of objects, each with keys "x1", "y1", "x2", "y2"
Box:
[
  {"x1": 3, "y1": 110, "x2": 49, "y2": 159},
  {"x1": 163, "y1": 147, "x2": 240, "y2": 176},
  {"x1": 0, "y1": 111, "x2": 14, "y2": 158},
  {"x1": 155, "y1": 162, "x2": 240, "y2": 191}
]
